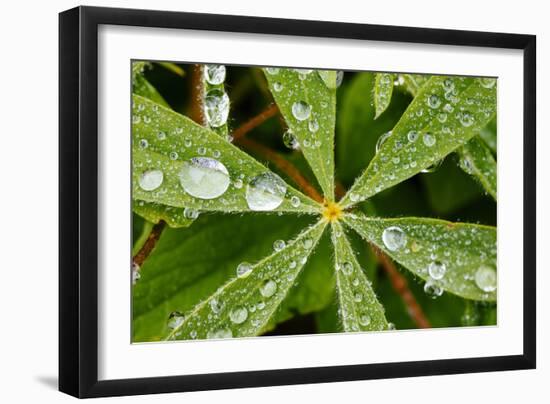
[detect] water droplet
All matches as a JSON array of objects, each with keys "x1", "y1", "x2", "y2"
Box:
[
  {"x1": 212, "y1": 149, "x2": 221, "y2": 158},
  {"x1": 407, "y1": 130, "x2": 419, "y2": 143},
  {"x1": 204, "y1": 89, "x2": 230, "y2": 128},
  {"x1": 291, "y1": 101, "x2": 312, "y2": 121},
  {"x1": 273, "y1": 239, "x2": 286, "y2": 252},
  {"x1": 474, "y1": 265, "x2": 497, "y2": 292},
  {"x1": 341, "y1": 262, "x2": 353, "y2": 276},
  {"x1": 437, "y1": 112, "x2": 447, "y2": 123},
  {"x1": 460, "y1": 157, "x2": 474, "y2": 174},
  {"x1": 457, "y1": 111, "x2": 474, "y2": 127},
  {"x1": 303, "y1": 238, "x2": 314, "y2": 249},
  {"x1": 157, "y1": 131, "x2": 166, "y2": 140},
  {"x1": 169, "y1": 151, "x2": 178, "y2": 160},
  {"x1": 138, "y1": 169, "x2": 164, "y2": 191},
  {"x1": 359, "y1": 313, "x2": 371, "y2": 326},
  {"x1": 382, "y1": 226, "x2": 407, "y2": 251},
  {"x1": 376, "y1": 130, "x2": 392, "y2": 152},
  {"x1": 245, "y1": 172, "x2": 287, "y2": 211},
  {"x1": 167, "y1": 311, "x2": 184, "y2": 330},
  {"x1": 138, "y1": 139, "x2": 148, "y2": 149},
  {"x1": 289, "y1": 260, "x2": 297, "y2": 269},
  {"x1": 428, "y1": 261, "x2": 447, "y2": 280},
  {"x1": 336, "y1": 71, "x2": 344, "y2": 87},
  {"x1": 308, "y1": 119, "x2": 319, "y2": 133},
  {"x1": 283, "y1": 130, "x2": 299, "y2": 149},
  {"x1": 273, "y1": 82, "x2": 283, "y2": 92},
  {"x1": 265, "y1": 67, "x2": 280, "y2": 75},
  {"x1": 480, "y1": 77, "x2": 496, "y2": 89},
  {"x1": 132, "y1": 263, "x2": 140, "y2": 285},
  {"x1": 290, "y1": 196, "x2": 301, "y2": 208},
  {"x1": 442, "y1": 78, "x2": 455, "y2": 91},
  {"x1": 387, "y1": 322, "x2": 396, "y2": 330},
  {"x1": 183, "y1": 207, "x2": 199, "y2": 220},
  {"x1": 424, "y1": 279, "x2": 444, "y2": 298},
  {"x1": 237, "y1": 262, "x2": 253, "y2": 278},
  {"x1": 353, "y1": 292, "x2": 363, "y2": 302},
  {"x1": 132, "y1": 115, "x2": 141, "y2": 124},
  {"x1": 421, "y1": 159, "x2": 443, "y2": 173},
  {"x1": 179, "y1": 157, "x2": 230, "y2": 199},
  {"x1": 184, "y1": 138, "x2": 192, "y2": 147},
  {"x1": 209, "y1": 297, "x2": 225, "y2": 314},
  {"x1": 204, "y1": 64, "x2": 226, "y2": 85},
  {"x1": 233, "y1": 178, "x2": 243, "y2": 189},
  {"x1": 143, "y1": 115, "x2": 151, "y2": 124},
  {"x1": 197, "y1": 146, "x2": 206, "y2": 155},
  {"x1": 229, "y1": 306, "x2": 248, "y2": 324},
  {"x1": 260, "y1": 279, "x2": 277, "y2": 298},
  {"x1": 294, "y1": 68, "x2": 313, "y2": 75},
  {"x1": 207, "y1": 328, "x2": 232, "y2": 339},
  {"x1": 422, "y1": 132, "x2": 436, "y2": 147},
  {"x1": 427, "y1": 94, "x2": 441, "y2": 109}
]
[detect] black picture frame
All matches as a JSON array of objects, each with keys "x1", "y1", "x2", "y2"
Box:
[{"x1": 59, "y1": 5, "x2": 536, "y2": 398}]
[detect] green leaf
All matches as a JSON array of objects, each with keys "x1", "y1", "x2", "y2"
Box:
[
  {"x1": 263, "y1": 68, "x2": 336, "y2": 199},
  {"x1": 133, "y1": 75, "x2": 170, "y2": 108},
  {"x1": 341, "y1": 76, "x2": 497, "y2": 207},
  {"x1": 330, "y1": 221, "x2": 388, "y2": 331},
  {"x1": 343, "y1": 213, "x2": 497, "y2": 301},
  {"x1": 133, "y1": 200, "x2": 195, "y2": 228},
  {"x1": 374, "y1": 73, "x2": 395, "y2": 119},
  {"x1": 479, "y1": 117, "x2": 497, "y2": 153},
  {"x1": 164, "y1": 220, "x2": 327, "y2": 340},
  {"x1": 400, "y1": 73, "x2": 431, "y2": 96},
  {"x1": 132, "y1": 94, "x2": 320, "y2": 214},
  {"x1": 457, "y1": 137, "x2": 497, "y2": 200},
  {"x1": 157, "y1": 62, "x2": 185, "y2": 77}
]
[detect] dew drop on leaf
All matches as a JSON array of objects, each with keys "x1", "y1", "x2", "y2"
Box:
[
  {"x1": 273, "y1": 239, "x2": 286, "y2": 252},
  {"x1": 376, "y1": 130, "x2": 392, "y2": 153},
  {"x1": 265, "y1": 67, "x2": 280, "y2": 75},
  {"x1": 382, "y1": 226, "x2": 407, "y2": 251},
  {"x1": 359, "y1": 313, "x2": 371, "y2": 326},
  {"x1": 167, "y1": 311, "x2": 184, "y2": 330},
  {"x1": 178, "y1": 157, "x2": 230, "y2": 199},
  {"x1": 206, "y1": 328, "x2": 233, "y2": 339},
  {"x1": 236, "y1": 262, "x2": 253, "y2": 278},
  {"x1": 169, "y1": 151, "x2": 178, "y2": 160},
  {"x1": 407, "y1": 130, "x2": 419, "y2": 143},
  {"x1": 138, "y1": 139, "x2": 148, "y2": 149},
  {"x1": 308, "y1": 119, "x2": 319, "y2": 133},
  {"x1": 427, "y1": 94, "x2": 441, "y2": 109},
  {"x1": 229, "y1": 306, "x2": 248, "y2": 324},
  {"x1": 209, "y1": 297, "x2": 225, "y2": 314},
  {"x1": 290, "y1": 196, "x2": 301, "y2": 208},
  {"x1": 480, "y1": 78, "x2": 496, "y2": 89},
  {"x1": 183, "y1": 207, "x2": 199, "y2": 220},
  {"x1": 428, "y1": 260, "x2": 447, "y2": 280},
  {"x1": 260, "y1": 279, "x2": 277, "y2": 298},
  {"x1": 422, "y1": 132, "x2": 436, "y2": 147},
  {"x1": 291, "y1": 101, "x2": 312, "y2": 121},
  {"x1": 273, "y1": 82, "x2": 283, "y2": 92},
  {"x1": 245, "y1": 172, "x2": 287, "y2": 211},
  {"x1": 204, "y1": 89, "x2": 230, "y2": 128},
  {"x1": 341, "y1": 262, "x2": 353, "y2": 276},
  {"x1": 283, "y1": 129, "x2": 300, "y2": 149},
  {"x1": 132, "y1": 263, "x2": 140, "y2": 285},
  {"x1": 424, "y1": 279, "x2": 444, "y2": 299},
  {"x1": 204, "y1": 64, "x2": 226, "y2": 85},
  {"x1": 138, "y1": 169, "x2": 164, "y2": 191},
  {"x1": 457, "y1": 111, "x2": 475, "y2": 127},
  {"x1": 474, "y1": 265, "x2": 497, "y2": 292}
]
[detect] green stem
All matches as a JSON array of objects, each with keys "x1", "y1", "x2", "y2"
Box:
[{"x1": 132, "y1": 220, "x2": 154, "y2": 257}]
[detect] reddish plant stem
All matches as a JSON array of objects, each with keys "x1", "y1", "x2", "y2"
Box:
[
  {"x1": 370, "y1": 245, "x2": 432, "y2": 328},
  {"x1": 189, "y1": 64, "x2": 205, "y2": 125},
  {"x1": 232, "y1": 104, "x2": 279, "y2": 141},
  {"x1": 238, "y1": 137, "x2": 324, "y2": 203},
  {"x1": 133, "y1": 222, "x2": 166, "y2": 267}
]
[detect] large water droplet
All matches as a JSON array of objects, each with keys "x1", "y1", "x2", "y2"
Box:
[
  {"x1": 229, "y1": 306, "x2": 248, "y2": 324},
  {"x1": 273, "y1": 239, "x2": 286, "y2": 252},
  {"x1": 422, "y1": 132, "x2": 436, "y2": 147},
  {"x1": 283, "y1": 130, "x2": 299, "y2": 149},
  {"x1": 457, "y1": 111, "x2": 474, "y2": 127},
  {"x1": 424, "y1": 279, "x2": 444, "y2": 298},
  {"x1": 183, "y1": 207, "x2": 200, "y2": 220},
  {"x1": 236, "y1": 262, "x2": 253, "y2": 278},
  {"x1": 474, "y1": 265, "x2": 497, "y2": 292},
  {"x1": 204, "y1": 89, "x2": 230, "y2": 128},
  {"x1": 204, "y1": 64, "x2": 226, "y2": 85},
  {"x1": 245, "y1": 172, "x2": 287, "y2": 211},
  {"x1": 178, "y1": 157, "x2": 230, "y2": 199},
  {"x1": 407, "y1": 130, "x2": 419, "y2": 143},
  {"x1": 209, "y1": 298, "x2": 225, "y2": 314},
  {"x1": 376, "y1": 131, "x2": 392, "y2": 152},
  {"x1": 382, "y1": 226, "x2": 407, "y2": 251},
  {"x1": 167, "y1": 311, "x2": 184, "y2": 330},
  {"x1": 138, "y1": 169, "x2": 164, "y2": 191},
  {"x1": 428, "y1": 261, "x2": 447, "y2": 280},
  {"x1": 207, "y1": 328, "x2": 233, "y2": 339},
  {"x1": 291, "y1": 101, "x2": 312, "y2": 121},
  {"x1": 427, "y1": 94, "x2": 441, "y2": 109},
  {"x1": 260, "y1": 279, "x2": 277, "y2": 298}
]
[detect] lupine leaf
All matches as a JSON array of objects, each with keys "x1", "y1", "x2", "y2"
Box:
[
  {"x1": 341, "y1": 76, "x2": 497, "y2": 207},
  {"x1": 164, "y1": 220, "x2": 327, "y2": 340},
  {"x1": 331, "y1": 221, "x2": 388, "y2": 332},
  {"x1": 157, "y1": 62, "x2": 185, "y2": 77},
  {"x1": 263, "y1": 67, "x2": 336, "y2": 199},
  {"x1": 133, "y1": 200, "x2": 194, "y2": 228},
  {"x1": 400, "y1": 73, "x2": 431, "y2": 96},
  {"x1": 374, "y1": 73, "x2": 395, "y2": 119},
  {"x1": 457, "y1": 137, "x2": 497, "y2": 199},
  {"x1": 344, "y1": 212, "x2": 497, "y2": 301},
  {"x1": 133, "y1": 74, "x2": 170, "y2": 108},
  {"x1": 132, "y1": 95, "x2": 320, "y2": 214}
]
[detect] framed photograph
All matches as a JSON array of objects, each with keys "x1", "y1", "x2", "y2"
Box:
[{"x1": 59, "y1": 6, "x2": 536, "y2": 398}]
